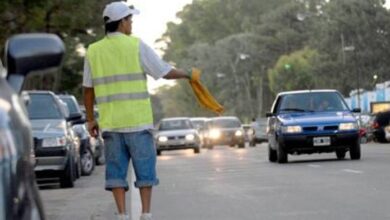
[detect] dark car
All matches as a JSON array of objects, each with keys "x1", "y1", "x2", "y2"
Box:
[
  {"x1": 27, "y1": 91, "x2": 80, "y2": 187},
  {"x1": 58, "y1": 94, "x2": 96, "y2": 175},
  {"x1": 370, "y1": 110, "x2": 390, "y2": 143},
  {"x1": 203, "y1": 116, "x2": 245, "y2": 148},
  {"x1": 0, "y1": 34, "x2": 64, "y2": 219},
  {"x1": 266, "y1": 90, "x2": 361, "y2": 163}
]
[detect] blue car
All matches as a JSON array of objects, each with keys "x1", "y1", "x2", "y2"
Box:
[{"x1": 266, "y1": 90, "x2": 361, "y2": 163}]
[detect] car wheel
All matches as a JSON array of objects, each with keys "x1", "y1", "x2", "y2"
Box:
[
  {"x1": 81, "y1": 148, "x2": 95, "y2": 176},
  {"x1": 157, "y1": 150, "x2": 162, "y2": 156},
  {"x1": 350, "y1": 140, "x2": 361, "y2": 160},
  {"x1": 277, "y1": 142, "x2": 288, "y2": 163},
  {"x1": 60, "y1": 157, "x2": 75, "y2": 188},
  {"x1": 194, "y1": 147, "x2": 200, "y2": 154},
  {"x1": 336, "y1": 150, "x2": 346, "y2": 159},
  {"x1": 208, "y1": 145, "x2": 214, "y2": 149},
  {"x1": 238, "y1": 142, "x2": 245, "y2": 148},
  {"x1": 268, "y1": 144, "x2": 277, "y2": 162},
  {"x1": 75, "y1": 156, "x2": 81, "y2": 179},
  {"x1": 249, "y1": 140, "x2": 256, "y2": 147}
]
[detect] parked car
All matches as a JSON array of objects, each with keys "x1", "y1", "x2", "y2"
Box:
[
  {"x1": 27, "y1": 91, "x2": 80, "y2": 187},
  {"x1": 155, "y1": 117, "x2": 200, "y2": 155},
  {"x1": 203, "y1": 116, "x2": 245, "y2": 148},
  {"x1": 249, "y1": 118, "x2": 268, "y2": 146},
  {"x1": 266, "y1": 90, "x2": 361, "y2": 163},
  {"x1": 190, "y1": 117, "x2": 208, "y2": 148},
  {"x1": 0, "y1": 33, "x2": 64, "y2": 220},
  {"x1": 370, "y1": 110, "x2": 390, "y2": 143},
  {"x1": 58, "y1": 94, "x2": 96, "y2": 175},
  {"x1": 79, "y1": 105, "x2": 105, "y2": 165}
]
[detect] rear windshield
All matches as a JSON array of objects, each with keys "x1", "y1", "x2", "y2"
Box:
[
  {"x1": 27, "y1": 94, "x2": 62, "y2": 119},
  {"x1": 60, "y1": 97, "x2": 79, "y2": 114},
  {"x1": 211, "y1": 119, "x2": 241, "y2": 128},
  {"x1": 278, "y1": 92, "x2": 349, "y2": 113},
  {"x1": 159, "y1": 120, "x2": 193, "y2": 130}
]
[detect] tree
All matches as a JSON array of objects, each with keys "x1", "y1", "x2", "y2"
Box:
[{"x1": 268, "y1": 47, "x2": 318, "y2": 94}]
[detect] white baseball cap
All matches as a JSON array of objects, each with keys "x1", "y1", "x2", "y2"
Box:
[{"x1": 103, "y1": 1, "x2": 140, "y2": 23}]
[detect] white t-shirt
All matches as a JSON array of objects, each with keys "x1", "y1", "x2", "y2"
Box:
[
  {"x1": 83, "y1": 32, "x2": 172, "y2": 132},
  {"x1": 83, "y1": 32, "x2": 172, "y2": 87}
]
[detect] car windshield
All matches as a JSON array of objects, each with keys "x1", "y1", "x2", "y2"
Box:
[
  {"x1": 211, "y1": 119, "x2": 241, "y2": 128},
  {"x1": 191, "y1": 120, "x2": 205, "y2": 129},
  {"x1": 27, "y1": 94, "x2": 62, "y2": 119},
  {"x1": 60, "y1": 97, "x2": 78, "y2": 114},
  {"x1": 159, "y1": 120, "x2": 193, "y2": 130},
  {"x1": 278, "y1": 92, "x2": 349, "y2": 113}
]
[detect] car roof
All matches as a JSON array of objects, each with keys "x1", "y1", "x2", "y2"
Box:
[
  {"x1": 210, "y1": 116, "x2": 240, "y2": 121},
  {"x1": 277, "y1": 89, "x2": 339, "y2": 96},
  {"x1": 160, "y1": 117, "x2": 190, "y2": 121},
  {"x1": 26, "y1": 90, "x2": 56, "y2": 96},
  {"x1": 190, "y1": 117, "x2": 208, "y2": 121}
]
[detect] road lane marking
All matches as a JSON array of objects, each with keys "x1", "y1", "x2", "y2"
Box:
[
  {"x1": 307, "y1": 164, "x2": 321, "y2": 168},
  {"x1": 342, "y1": 169, "x2": 364, "y2": 174}
]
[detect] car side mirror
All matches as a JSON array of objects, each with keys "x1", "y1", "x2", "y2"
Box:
[
  {"x1": 352, "y1": 108, "x2": 361, "y2": 113},
  {"x1": 5, "y1": 33, "x2": 65, "y2": 92},
  {"x1": 266, "y1": 112, "x2": 274, "y2": 117}
]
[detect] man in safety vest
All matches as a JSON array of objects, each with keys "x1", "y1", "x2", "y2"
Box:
[{"x1": 83, "y1": 2, "x2": 191, "y2": 220}]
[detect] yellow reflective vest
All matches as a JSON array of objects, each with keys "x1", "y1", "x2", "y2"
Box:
[{"x1": 87, "y1": 34, "x2": 153, "y2": 129}]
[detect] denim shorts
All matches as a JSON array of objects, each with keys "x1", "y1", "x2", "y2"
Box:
[{"x1": 102, "y1": 130, "x2": 159, "y2": 191}]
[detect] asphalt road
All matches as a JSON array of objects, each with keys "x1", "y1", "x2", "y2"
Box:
[{"x1": 40, "y1": 142, "x2": 390, "y2": 220}]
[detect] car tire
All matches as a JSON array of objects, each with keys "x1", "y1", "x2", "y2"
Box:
[
  {"x1": 60, "y1": 157, "x2": 75, "y2": 188},
  {"x1": 336, "y1": 150, "x2": 346, "y2": 159},
  {"x1": 81, "y1": 148, "x2": 95, "y2": 176},
  {"x1": 238, "y1": 143, "x2": 245, "y2": 148},
  {"x1": 75, "y1": 156, "x2": 81, "y2": 179},
  {"x1": 268, "y1": 144, "x2": 277, "y2": 162},
  {"x1": 249, "y1": 140, "x2": 256, "y2": 147},
  {"x1": 194, "y1": 147, "x2": 200, "y2": 154},
  {"x1": 208, "y1": 145, "x2": 214, "y2": 149},
  {"x1": 157, "y1": 150, "x2": 162, "y2": 156},
  {"x1": 350, "y1": 140, "x2": 361, "y2": 160},
  {"x1": 277, "y1": 142, "x2": 288, "y2": 163}
]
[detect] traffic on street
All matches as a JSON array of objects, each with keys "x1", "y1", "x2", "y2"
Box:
[{"x1": 2, "y1": 1, "x2": 390, "y2": 220}]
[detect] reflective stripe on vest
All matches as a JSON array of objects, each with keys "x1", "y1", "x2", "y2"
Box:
[{"x1": 87, "y1": 35, "x2": 153, "y2": 129}]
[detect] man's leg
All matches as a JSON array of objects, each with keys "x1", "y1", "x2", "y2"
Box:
[
  {"x1": 113, "y1": 187, "x2": 127, "y2": 214},
  {"x1": 139, "y1": 186, "x2": 152, "y2": 213}
]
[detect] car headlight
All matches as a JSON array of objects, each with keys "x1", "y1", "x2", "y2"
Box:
[
  {"x1": 235, "y1": 130, "x2": 243, "y2": 136},
  {"x1": 281, "y1": 126, "x2": 302, "y2": 133},
  {"x1": 185, "y1": 134, "x2": 195, "y2": 141},
  {"x1": 158, "y1": 136, "x2": 168, "y2": 142},
  {"x1": 339, "y1": 123, "x2": 358, "y2": 130},
  {"x1": 42, "y1": 136, "x2": 67, "y2": 147},
  {"x1": 209, "y1": 129, "x2": 221, "y2": 139}
]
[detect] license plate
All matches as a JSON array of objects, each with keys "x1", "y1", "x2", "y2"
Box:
[{"x1": 313, "y1": 137, "x2": 331, "y2": 146}]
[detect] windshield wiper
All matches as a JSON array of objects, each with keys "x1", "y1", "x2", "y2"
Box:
[{"x1": 279, "y1": 108, "x2": 308, "y2": 112}]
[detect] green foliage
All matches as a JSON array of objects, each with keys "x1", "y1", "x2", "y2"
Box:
[{"x1": 268, "y1": 47, "x2": 318, "y2": 94}]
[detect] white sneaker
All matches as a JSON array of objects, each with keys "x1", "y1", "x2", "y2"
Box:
[
  {"x1": 140, "y1": 213, "x2": 153, "y2": 220},
  {"x1": 116, "y1": 214, "x2": 130, "y2": 220}
]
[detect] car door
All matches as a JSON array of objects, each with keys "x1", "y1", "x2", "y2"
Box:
[{"x1": 267, "y1": 95, "x2": 282, "y2": 149}]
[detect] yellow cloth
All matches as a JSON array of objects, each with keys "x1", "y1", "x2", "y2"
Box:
[{"x1": 189, "y1": 68, "x2": 224, "y2": 115}]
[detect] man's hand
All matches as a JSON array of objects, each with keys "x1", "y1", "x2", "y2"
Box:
[{"x1": 87, "y1": 120, "x2": 99, "y2": 138}]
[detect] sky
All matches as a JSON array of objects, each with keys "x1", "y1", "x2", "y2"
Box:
[
  {"x1": 127, "y1": 0, "x2": 193, "y2": 93},
  {"x1": 127, "y1": 0, "x2": 390, "y2": 93}
]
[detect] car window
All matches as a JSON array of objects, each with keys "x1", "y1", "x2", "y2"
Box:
[
  {"x1": 278, "y1": 92, "x2": 349, "y2": 113},
  {"x1": 27, "y1": 94, "x2": 63, "y2": 119},
  {"x1": 159, "y1": 120, "x2": 193, "y2": 130},
  {"x1": 60, "y1": 97, "x2": 79, "y2": 114},
  {"x1": 191, "y1": 120, "x2": 205, "y2": 129},
  {"x1": 211, "y1": 119, "x2": 241, "y2": 128}
]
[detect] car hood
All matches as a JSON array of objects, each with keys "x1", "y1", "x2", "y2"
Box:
[
  {"x1": 278, "y1": 111, "x2": 356, "y2": 126},
  {"x1": 30, "y1": 119, "x2": 67, "y2": 137},
  {"x1": 156, "y1": 129, "x2": 198, "y2": 137}
]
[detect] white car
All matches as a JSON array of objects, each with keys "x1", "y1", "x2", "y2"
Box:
[{"x1": 155, "y1": 117, "x2": 201, "y2": 155}]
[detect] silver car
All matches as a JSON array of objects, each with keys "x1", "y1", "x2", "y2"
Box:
[{"x1": 155, "y1": 117, "x2": 200, "y2": 155}]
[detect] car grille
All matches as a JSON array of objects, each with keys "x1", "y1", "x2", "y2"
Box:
[
  {"x1": 303, "y1": 125, "x2": 339, "y2": 132},
  {"x1": 168, "y1": 136, "x2": 185, "y2": 140}
]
